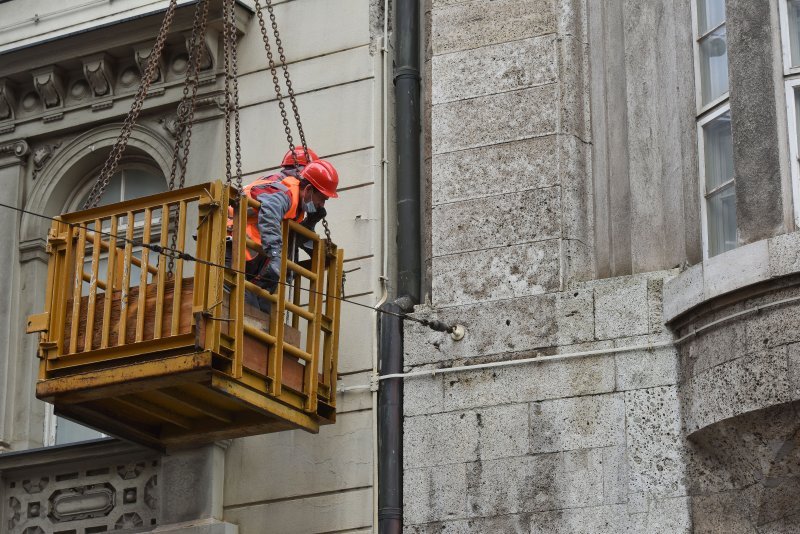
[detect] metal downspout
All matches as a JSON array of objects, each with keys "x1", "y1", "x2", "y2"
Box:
[{"x1": 379, "y1": 0, "x2": 420, "y2": 533}]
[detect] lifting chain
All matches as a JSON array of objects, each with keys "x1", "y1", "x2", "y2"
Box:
[
  {"x1": 83, "y1": 0, "x2": 178, "y2": 210},
  {"x1": 253, "y1": 0, "x2": 336, "y2": 256},
  {"x1": 222, "y1": 0, "x2": 243, "y2": 192}
]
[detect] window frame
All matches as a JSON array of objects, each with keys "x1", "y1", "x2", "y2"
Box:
[
  {"x1": 779, "y1": 0, "x2": 800, "y2": 76},
  {"x1": 698, "y1": 103, "x2": 736, "y2": 260},
  {"x1": 691, "y1": 0, "x2": 731, "y2": 115},
  {"x1": 785, "y1": 77, "x2": 800, "y2": 227}
]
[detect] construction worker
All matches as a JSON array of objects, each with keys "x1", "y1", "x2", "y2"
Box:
[{"x1": 231, "y1": 158, "x2": 339, "y2": 310}]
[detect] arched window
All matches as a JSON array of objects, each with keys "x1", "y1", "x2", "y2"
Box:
[{"x1": 46, "y1": 158, "x2": 167, "y2": 446}]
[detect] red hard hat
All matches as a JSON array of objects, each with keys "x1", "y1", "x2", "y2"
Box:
[
  {"x1": 301, "y1": 160, "x2": 339, "y2": 198},
  {"x1": 281, "y1": 147, "x2": 319, "y2": 167}
]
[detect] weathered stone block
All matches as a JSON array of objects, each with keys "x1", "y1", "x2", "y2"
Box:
[
  {"x1": 769, "y1": 231, "x2": 800, "y2": 278},
  {"x1": 560, "y1": 134, "x2": 592, "y2": 244},
  {"x1": 602, "y1": 445, "x2": 628, "y2": 505},
  {"x1": 663, "y1": 264, "x2": 703, "y2": 323},
  {"x1": 790, "y1": 343, "x2": 800, "y2": 398},
  {"x1": 404, "y1": 514, "x2": 532, "y2": 534},
  {"x1": 404, "y1": 296, "x2": 558, "y2": 366},
  {"x1": 444, "y1": 355, "x2": 615, "y2": 411},
  {"x1": 431, "y1": 186, "x2": 561, "y2": 256},
  {"x1": 431, "y1": 0, "x2": 556, "y2": 55},
  {"x1": 403, "y1": 372, "x2": 445, "y2": 417},
  {"x1": 529, "y1": 393, "x2": 625, "y2": 453},
  {"x1": 466, "y1": 449, "x2": 605, "y2": 516},
  {"x1": 704, "y1": 240, "x2": 769, "y2": 301},
  {"x1": 432, "y1": 84, "x2": 558, "y2": 155},
  {"x1": 647, "y1": 278, "x2": 665, "y2": 333},
  {"x1": 431, "y1": 136, "x2": 559, "y2": 206},
  {"x1": 432, "y1": 35, "x2": 558, "y2": 104},
  {"x1": 405, "y1": 465, "x2": 468, "y2": 525},
  {"x1": 625, "y1": 386, "x2": 686, "y2": 497},
  {"x1": 432, "y1": 240, "x2": 560, "y2": 307},
  {"x1": 686, "y1": 320, "x2": 746, "y2": 375},
  {"x1": 555, "y1": 288, "x2": 595, "y2": 345},
  {"x1": 594, "y1": 276, "x2": 650, "y2": 340},
  {"x1": 615, "y1": 346, "x2": 678, "y2": 391},
  {"x1": 530, "y1": 504, "x2": 630, "y2": 533},
  {"x1": 745, "y1": 301, "x2": 800, "y2": 353},
  {"x1": 404, "y1": 404, "x2": 529, "y2": 469}
]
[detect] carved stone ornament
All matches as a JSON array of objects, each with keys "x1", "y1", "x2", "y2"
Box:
[
  {"x1": 184, "y1": 29, "x2": 217, "y2": 72},
  {"x1": 31, "y1": 141, "x2": 61, "y2": 180},
  {"x1": 82, "y1": 53, "x2": 115, "y2": 98},
  {"x1": 134, "y1": 42, "x2": 165, "y2": 84},
  {"x1": 31, "y1": 66, "x2": 65, "y2": 110},
  {"x1": 160, "y1": 114, "x2": 180, "y2": 138},
  {"x1": 0, "y1": 139, "x2": 30, "y2": 159},
  {"x1": 0, "y1": 78, "x2": 17, "y2": 121}
]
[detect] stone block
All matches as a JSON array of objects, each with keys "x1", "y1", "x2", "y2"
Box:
[
  {"x1": 530, "y1": 504, "x2": 631, "y2": 533},
  {"x1": 662, "y1": 264, "x2": 703, "y2": 323},
  {"x1": 432, "y1": 84, "x2": 558, "y2": 155},
  {"x1": 790, "y1": 343, "x2": 800, "y2": 398},
  {"x1": 704, "y1": 240, "x2": 770, "y2": 302},
  {"x1": 403, "y1": 372, "x2": 445, "y2": 417},
  {"x1": 405, "y1": 464, "x2": 468, "y2": 525},
  {"x1": 432, "y1": 240, "x2": 560, "y2": 307},
  {"x1": 529, "y1": 393, "x2": 625, "y2": 453},
  {"x1": 686, "y1": 318, "x2": 746, "y2": 375},
  {"x1": 769, "y1": 231, "x2": 800, "y2": 278},
  {"x1": 431, "y1": 136, "x2": 560, "y2": 206},
  {"x1": 431, "y1": 0, "x2": 556, "y2": 55},
  {"x1": 563, "y1": 238, "x2": 595, "y2": 284},
  {"x1": 602, "y1": 446, "x2": 629, "y2": 505},
  {"x1": 444, "y1": 355, "x2": 615, "y2": 411},
  {"x1": 641, "y1": 497, "x2": 692, "y2": 533},
  {"x1": 647, "y1": 278, "x2": 665, "y2": 333},
  {"x1": 560, "y1": 135, "x2": 592, "y2": 243},
  {"x1": 684, "y1": 348, "x2": 792, "y2": 433},
  {"x1": 432, "y1": 35, "x2": 558, "y2": 104},
  {"x1": 404, "y1": 514, "x2": 532, "y2": 534},
  {"x1": 615, "y1": 346, "x2": 678, "y2": 391},
  {"x1": 557, "y1": 34, "x2": 590, "y2": 140},
  {"x1": 431, "y1": 186, "x2": 561, "y2": 256},
  {"x1": 404, "y1": 296, "x2": 558, "y2": 366},
  {"x1": 555, "y1": 288, "x2": 595, "y2": 345},
  {"x1": 404, "y1": 404, "x2": 529, "y2": 469},
  {"x1": 594, "y1": 276, "x2": 650, "y2": 340},
  {"x1": 745, "y1": 300, "x2": 800, "y2": 353},
  {"x1": 466, "y1": 449, "x2": 605, "y2": 516},
  {"x1": 625, "y1": 386, "x2": 686, "y2": 497}
]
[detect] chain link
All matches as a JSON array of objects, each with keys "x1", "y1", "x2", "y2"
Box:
[{"x1": 83, "y1": 0, "x2": 178, "y2": 210}]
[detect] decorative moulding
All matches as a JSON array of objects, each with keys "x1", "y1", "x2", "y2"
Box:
[
  {"x1": 133, "y1": 42, "x2": 166, "y2": 84},
  {"x1": 31, "y1": 66, "x2": 66, "y2": 110},
  {"x1": 0, "y1": 78, "x2": 17, "y2": 121},
  {"x1": 82, "y1": 53, "x2": 116, "y2": 98}
]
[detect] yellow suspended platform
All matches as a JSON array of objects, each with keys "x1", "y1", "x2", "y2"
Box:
[{"x1": 27, "y1": 181, "x2": 343, "y2": 450}]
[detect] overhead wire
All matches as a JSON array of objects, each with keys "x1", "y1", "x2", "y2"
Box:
[{"x1": 0, "y1": 200, "x2": 457, "y2": 334}]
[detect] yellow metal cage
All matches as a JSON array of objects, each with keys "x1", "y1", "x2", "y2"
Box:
[{"x1": 27, "y1": 181, "x2": 343, "y2": 450}]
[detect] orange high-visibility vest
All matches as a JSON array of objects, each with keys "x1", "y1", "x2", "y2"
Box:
[{"x1": 227, "y1": 173, "x2": 305, "y2": 261}]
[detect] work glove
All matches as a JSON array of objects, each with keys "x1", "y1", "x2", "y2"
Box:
[{"x1": 264, "y1": 262, "x2": 280, "y2": 293}]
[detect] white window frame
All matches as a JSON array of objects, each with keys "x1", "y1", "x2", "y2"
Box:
[
  {"x1": 779, "y1": 0, "x2": 800, "y2": 76},
  {"x1": 691, "y1": 0, "x2": 731, "y2": 115},
  {"x1": 698, "y1": 103, "x2": 735, "y2": 260},
  {"x1": 785, "y1": 77, "x2": 800, "y2": 227}
]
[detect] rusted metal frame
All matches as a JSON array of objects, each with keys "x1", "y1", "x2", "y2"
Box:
[
  {"x1": 47, "y1": 332, "x2": 197, "y2": 371},
  {"x1": 286, "y1": 259, "x2": 317, "y2": 282},
  {"x1": 303, "y1": 236, "x2": 324, "y2": 412},
  {"x1": 68, "y1": 226, "x2": 87, "y2": 354},
  {"x1": 285, "y1": 300, "x2": 314, "y2": 321},
  {"x1": 291, "y1": 272, "x2": 302, "y2": 329},
  {"x1": 215, "y1": 373, "x2": 316, "y2": 429},
  {"x1": 115, "y1": 395, "x2": 194, "y2": 429},
  {"x1": 61, "y1": 183, "x2": 211, "y2": 225},
  {"x1": 231, "y1": 192, "x2": 247, "y2": 379},
  {"x1": 268, "y1": 222, "x2": 290, "y2": 397},
  {"x1": 203, "y1": 181, "x2": 229, "y2": 356},
  {"x1": 83, "y1": 230, "x2": 158, "y2": 275},
  {"x1": 243, "y1": 280, "x2": 278, "y2": 303},
  {"x1": 238, "y1": 367, "x2": 308, "y2": 408},
  {"x1": 242, "y1": 323, "x2": 312, "y2": 362},
  {"x1": 83, "y1": 219, "x2": 103, "y2": 353},
  {"x1": 135, "y1": 208, "x2": 153, "y2": 343},
  {"x1": 321, "y1": 244, "x2": 338, "y2": 397},
  {"x1": 171, "y1": 200, "x2": 188, "y2": 335},
  {"x1": 100, "y1": 216, "x2": 119, "y2": 349},
  {"x1": 151, "y1": 389, "x2": 234, "y2": 423},
  {"x1": 81, "y1": 271, "x2": 107, "y2": 291},
  {"x1": 40, "y1": 221, "x2": 62, "y2": 374},
  {"x1": 154, "y1": 203, "x2": 171, "y2": 339},
  {"x1": 51, "y1": 222, "x2": 74, "y2": 361},
  {"x1": 118, "y1": 211, "x2": 136, "y2": 347},
  {"x1": 329, "y1": 248, "x2": 344, "y2": 406}
]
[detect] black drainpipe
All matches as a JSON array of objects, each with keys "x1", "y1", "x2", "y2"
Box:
[{"x1": 379, "y1": 0, "x2": 420, "y2": 533}]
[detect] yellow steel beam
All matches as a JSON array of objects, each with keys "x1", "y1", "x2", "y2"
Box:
[
  {"x1": 115, "y1": 395, "x2": 194, "y2": 430},
  {"x1": 149, "y1": 388, "x2": 234, "y2": 423}
]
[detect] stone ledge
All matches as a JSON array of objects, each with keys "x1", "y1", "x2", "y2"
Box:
[{"x1": 663, "y1": 232, "x2": 800, "y2": 323}]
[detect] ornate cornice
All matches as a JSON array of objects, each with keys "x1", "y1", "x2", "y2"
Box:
[
  {"x1": 31, "y1": 66, "x2": 66, "y2": 110},
  {"x1": 0, "y1": 139, "x2": 30, "y2": 159},
  {"x1": 82, "y1": 53, "x2": 115, "y2": 98}
]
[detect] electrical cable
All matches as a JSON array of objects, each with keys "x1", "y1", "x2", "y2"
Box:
[{"x1": 0, "y1": 200, "x2": 457, "y2": 334}]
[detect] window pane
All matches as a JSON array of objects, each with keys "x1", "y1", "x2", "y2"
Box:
[
  {"x1": 122, "y1": 167, "x2": 166, "y2": 200},
  {"x1": 707, "y1": 184, "x2": 737, "y2": 256},
  {"x1": 699, "y1": 25, "x2": 729, "y2": 105},
  {"x1": 790, "y1": 0, "x2": 800, "y2": 67},
  {"x1": 95, "y1": 171, "x2": 123, "y2": 207},
  {"x1": 703, "y1": 111, "x2": 734, "y2": 190},
  {"x1": 55, "y1": 417, "x2": 104, "y2": 444},
  {"x1": 698, "y1": 0, "x2": 725, "y2": 33}
]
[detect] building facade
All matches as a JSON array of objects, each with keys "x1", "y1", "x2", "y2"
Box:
[{"x1": 1, "y1": 0, "x2": 800, "y2": 533}]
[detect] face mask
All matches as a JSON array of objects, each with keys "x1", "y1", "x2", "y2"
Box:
[{"x1": 304, "y1": 200, "x2": 317, "y2": 215}]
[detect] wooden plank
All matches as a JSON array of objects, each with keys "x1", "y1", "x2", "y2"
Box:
[
  {"x1": 154, "y1": 203, "x2": 170, "y2": 338},
  {"x1": 68, "y1": 226, "x2": 87, "y2": 354},
  {"x1": 115, "y1": 395, "x2": 194, "y2": 430},
  {"x1": 152, "y1": 388, "x2": 234, "y2": 423},
  {"x1": 171, "y1": 200, "x2": 187, "y2": 336},
  {"x1": 100, "y1": 215, "x2": 119, "y2": 349},
  {"x1": 84, "y1": 218, "x2": 103, "y2": 353},
  {"x1": 135, "y1": 207, "x2": 153, "y2": 343},
  {"x1": 56, "y1": 403, "x2": 163, "y2": 451},
  {"x1": 118, "y1": 211, "x2": 135, "y2": 346}
]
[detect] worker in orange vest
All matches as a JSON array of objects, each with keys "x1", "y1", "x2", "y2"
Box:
[{"x1": 229, "y1": 154, "x2": 339, "y2": 309}]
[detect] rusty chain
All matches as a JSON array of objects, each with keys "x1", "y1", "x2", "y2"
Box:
[{"x1": 83, "y1": 0, "x2": 178, "y2": 210}]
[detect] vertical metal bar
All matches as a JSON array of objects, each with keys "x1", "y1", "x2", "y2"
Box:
[
  {"x1": 68, "y1": 226, "x2": 87, "y2": 354},
  {"x1": 41, "y1": 221, "x2": 63, "y2": 374},
  {"x1": 303, "y1": 236, "x2": 324, "y2": 412},
  {"x1": 291, "y1": 270, "x2": 302, "y2": 330},
  {"x1": 330, "y1": 249, "x2": 344, "y2": 406},
  {"x1": 203, "y1": 182, "x2": 228, "y2": 355},
  {"x1": 135, "y1": 208, "x2": 152, "y2": 343},
  {"x1": 100, "y1": 216, "x2": 119, "y2": 349},
  {"x1": 269, "y1": 221, "x2": 290, "y2": 397},
  {"x1": 118, "y1": 211, "x2": 135, "y2": 346},
  {"x1": 321, "y1": 246, "x2": 337, "y2": 394},
  {"x1": 171, "y1": 200, "x2": 188, "y2": 335},
  {"x1": 52, "y1": 220, "x2": 74, "y2": 359},
  {"x1": 154, "y1": 203, "x2": 170, "y2": 338},
  {"x1": 232, "y1": 192, "x2": 247, "y2": 379},
  {"x1": 83, "y1": 219, "x2": 103, "y2": 352}
]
